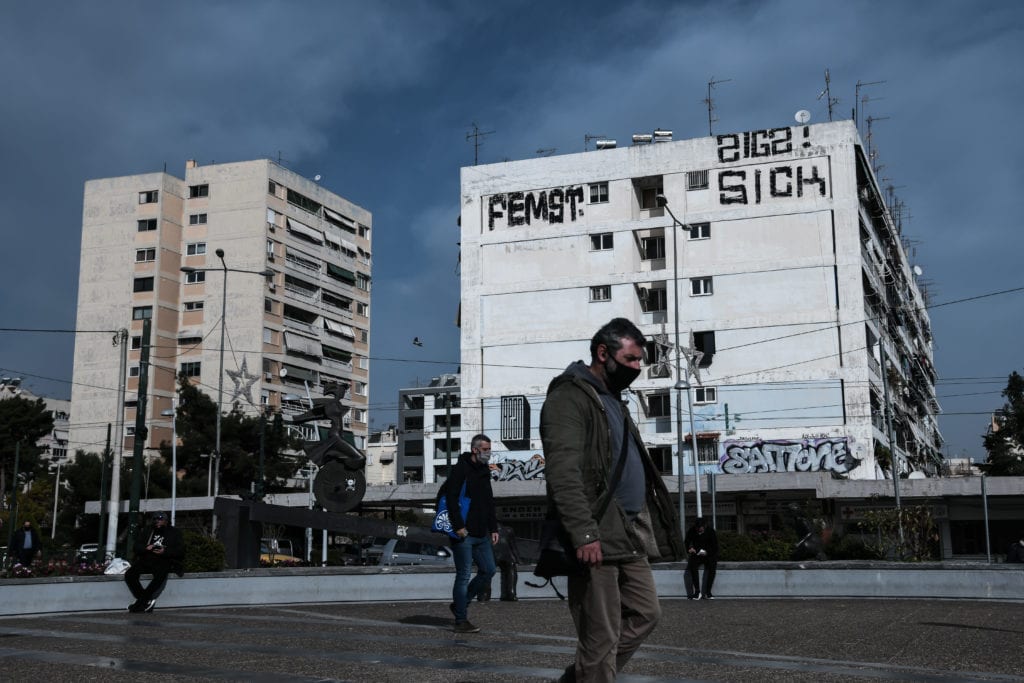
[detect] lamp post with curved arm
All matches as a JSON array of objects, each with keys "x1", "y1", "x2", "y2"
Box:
[
  {"x1": 181, "y1": 249, "x2": 273, "y2": 533},
  {"x1": 656, "y1": 194, "x2": 704, "y2": 534}
]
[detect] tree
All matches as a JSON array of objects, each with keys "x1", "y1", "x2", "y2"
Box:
[
  {"x1": 158, "y1": 376, "x2": 303, "y2": 498},
  {"x1": 0, "y1": 395, "x2": 55, "y2": 497},
  {"x1": 980, "y1": 371, "x2": 1024, "y2": 476}
]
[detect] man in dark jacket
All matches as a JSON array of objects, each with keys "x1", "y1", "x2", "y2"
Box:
[
  {"x1": 685, "y1": 517, "x2": 719, "y2": 599},
  {"x1": 541, "y1": 318, "x2": 685, "y2": 683},
  {"x1": 12, "y1": 521, "x2": 41, "y2": 567},
  {"x1": 444, "y1": 434, "x2": 498, "y2": 633},
  {"x1": 124, "y1": 512, "x2": 184, "y2": 613}
]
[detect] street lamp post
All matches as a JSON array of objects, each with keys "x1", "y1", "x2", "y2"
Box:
[
  {"x1": 161, "y1": 398, "x2": 177, "y2": 525},
  {"x1": 657, "y1": 194, "x2": 704, "y2": 531},
  {"x1": 51, "y1": 457, "x2": 67, "y2": 540},
  {"x1": 181, "y1": 250, "x2": 273, "y2": 534}
]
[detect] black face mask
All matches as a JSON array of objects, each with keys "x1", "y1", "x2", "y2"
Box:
[{"x1": 603, "y1": 356, "x2": 641, "y2": 393}]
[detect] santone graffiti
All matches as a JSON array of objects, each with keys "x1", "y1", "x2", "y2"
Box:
[
  {"x1": 720, "y1": 437, "x2": 859, "y2": 475},
  {"x1": 488, "y1": 186, "x2": 586, "y2": 229},
  {"x1": 489, "y1": 454, "x2": 546, "y2": 481}
]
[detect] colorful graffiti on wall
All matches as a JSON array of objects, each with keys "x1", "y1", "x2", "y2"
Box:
[
  {"x1": 489, "y1": 454, "x2": 546, "y2": 481},
  {"x1": 720, "y1": 437, "x2": 859, "y2": 475}
]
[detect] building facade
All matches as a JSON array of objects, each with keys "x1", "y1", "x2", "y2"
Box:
[
  {"x1": 396, "y1": 374, "x2": 461, "y2": 483},
  {"x1": 70, "y1": 159, "x2": 372, "y2": 461},
  {"x1": 459, "y1": 120, "x2": 940, "y2": 482},
  {"x1": 0, "y1": 378, "x2": 70, "y2": 465},
  {"x1": 365, "y1": 425, "x2": 398, "y2": 486}
]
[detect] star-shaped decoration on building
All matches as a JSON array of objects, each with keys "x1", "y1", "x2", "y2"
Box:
[
  {"x1": 651, "y1": 332, "x2": 673, "y2": 377},
  {"x1": 227, "y1": 356, "x2": 259, "y2": 406},
  {"x1": 678, "y1": 331, "x2": 704, "y2": 386}
]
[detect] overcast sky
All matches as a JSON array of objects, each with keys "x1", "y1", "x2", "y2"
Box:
[{"x1": 1, "y1": 1, "x2": 1021, "y2": 462}]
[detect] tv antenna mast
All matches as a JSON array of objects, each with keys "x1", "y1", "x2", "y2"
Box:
[
  {"x1": 854, "y1": 79, "x2": 886, "y2": 129},
  {"x1": 704, "y1": 76, "x2": 731, "y2": 136},
  {"x1": 466, "y1": 122, "x2": 495, "y2": 166},
  {"x1": 817, "y1": 69, "x2": 840, "y2": 121}
]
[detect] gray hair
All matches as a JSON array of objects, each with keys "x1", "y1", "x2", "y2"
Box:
[{"x1": 470, "y1": 433, "x2": 491, "y2": 451}]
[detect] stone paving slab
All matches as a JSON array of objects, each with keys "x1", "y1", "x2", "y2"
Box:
[{"x1": 0, "y1": 596, "x2": 1021, "y2": 682}]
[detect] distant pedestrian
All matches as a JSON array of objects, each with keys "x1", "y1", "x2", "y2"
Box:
[
  {"x1": 1007, "y1": 537, "x2": 1024, "y2": 564},
  {"x1": 124, "y1": 512, "x2": 184, "y2": 613},
  {"x1": 685, "y1": 517, "x2": 719, "y2": 599},
  {"x1": 12, "y1": 521, "x2": 41, "y2": 567},
  {"x1": 493, "y1": 524, "x2": 521, "y2": 601},
  {"x1": 445, "y1": 434, "x2": 498, "y2": 633}
]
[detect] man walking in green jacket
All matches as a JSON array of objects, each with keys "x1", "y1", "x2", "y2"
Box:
[{"x1": 541, "y1": 318, "x2": 684, "y2": 682}]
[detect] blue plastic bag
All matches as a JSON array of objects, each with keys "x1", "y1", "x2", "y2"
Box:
[{"x1": 432, "y1": 481, "x2": 470, "y2": 539}]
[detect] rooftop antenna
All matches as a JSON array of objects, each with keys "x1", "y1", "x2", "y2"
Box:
[
  {"x1": 584, "y1": 133, "x2": 606, "y2": 151},
  {"x1": 535, "y1": 148, "x2": 556, "y2": 157},
  {"x1": 854, "y1": 79, "x2": 886, "y2": 130},
  {"x1": 817, "y1": 69, "x2": 839, "y2": 122},
  {"x1": 466, "y1": 122, "x2": 495, "y2": 166},
  {"x1": 866, "y1": 114, "x2": 890, "y2": 172},
  {"x1": 704, "y1": 76, "x2": 731, "y2": 136}
]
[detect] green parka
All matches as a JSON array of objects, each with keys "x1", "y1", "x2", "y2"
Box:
[{"x1": 540, "y1": 365, "x2": 685, "y2": 564}]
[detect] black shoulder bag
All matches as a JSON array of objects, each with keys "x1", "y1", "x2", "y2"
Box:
[{"x1": 531, "y1": 416, "x2": 631, "y2": 584}]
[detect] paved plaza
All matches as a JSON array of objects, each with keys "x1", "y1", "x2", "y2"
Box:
[{"x1": 0, "y1": 596, "x2": 1021, "y2": 682}]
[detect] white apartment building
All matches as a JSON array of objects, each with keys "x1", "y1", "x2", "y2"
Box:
[
  {"x1": 396, "y1": 374, "x2": 461, "y2": 483},
  {"x1": 364, "y1": 425, "x2": 398, "y2": 486},
  {"x1": 70, "y1": 159, "x2": 371, "y2": 460},
  {"x1": 459, "y1": 120, "x2": 941, "y2": 482},
  {"x1": 0, "y1": 379, "x2": 70, "y2": 464}
]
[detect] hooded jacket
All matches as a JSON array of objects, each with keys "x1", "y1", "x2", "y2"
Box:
[{"x1": 540, "y1": 361, "x2": 685, "y2": 564}]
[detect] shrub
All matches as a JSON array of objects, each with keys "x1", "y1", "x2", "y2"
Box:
[
  {"x1": 182, "y1": 530, "x2": 225, "y2": 572},
  {"x1": 827, "y1": 534, "x2": 882, "y2": 560},
  {"x1": 718, "y1": 531, "x2": 756, "y2": 561}
]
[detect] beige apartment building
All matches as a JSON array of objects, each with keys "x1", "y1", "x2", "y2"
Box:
[{"x1": 70, "y1": 159, "x2": 372, "y2": 459}]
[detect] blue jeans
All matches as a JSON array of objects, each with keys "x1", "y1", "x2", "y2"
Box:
[{"x1": 451, "y1": 535, "x2": 496, "y2": 621}]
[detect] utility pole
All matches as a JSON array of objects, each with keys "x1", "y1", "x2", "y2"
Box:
[
  {"x1": 105, "y1": 329, "x2": 128, "y2": 560},
  {"x1": 126, "y1": 318, "x2": 151, "y2": 556},
  {"x1": 97, "y1": 425, "x2": 111, "y2": 556},
  {"x1": 5, "y1": 442, "x2": 20, "y2": 566}
]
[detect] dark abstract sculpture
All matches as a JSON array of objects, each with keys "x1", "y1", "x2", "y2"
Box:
[{"x1": 291, "y1": 381, "x2": 367, "y2": 512}]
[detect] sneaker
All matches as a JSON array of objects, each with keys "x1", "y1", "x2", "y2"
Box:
[
  {"x1": 706, "y1": 593, "x2": 715, "y2": 600},
  {"x1": 127, "y1": 601, "x2": 142, "y2": 613},
  {"x1": 143, "y1": 600, "x2": 156, "y2": 613},
  {"x1": 453, "y1": 620, "x2": 480, "y2": 633},
  {"x1": 696, "y1": 593, "x2": 703, "y2": 600}
]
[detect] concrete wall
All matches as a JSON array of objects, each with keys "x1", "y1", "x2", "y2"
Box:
[{"x1": 2, "y1": 562, "x2": 1020, "y2": 617}]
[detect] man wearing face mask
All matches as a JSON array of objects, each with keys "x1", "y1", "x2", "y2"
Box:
[
  {"x1": 541, "y1": 318, "x2": 684, "y2": 683},
  {"x1": 444, "y1": 433, "x2": 498, "y2": 633}
]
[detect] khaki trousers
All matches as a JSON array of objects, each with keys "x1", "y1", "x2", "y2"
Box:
[{"x1": 566, "y1": 558, "x2": 660, "y2": 682}]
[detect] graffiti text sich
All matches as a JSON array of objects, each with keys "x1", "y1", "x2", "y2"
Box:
[
  {"x1": 488, "y1": 186, "x2": 586, "y2": 230},
  {"x1": 720, "y1": 438, "x2": 858, "y2": 475},
  {"x1": 718, "y1": 163, "x2": 827, "y2": 206}
]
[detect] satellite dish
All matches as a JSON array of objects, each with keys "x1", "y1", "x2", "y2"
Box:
[
  {"x1": 913, "y1": 265, "x2": 923, "y2": 276},
  {"x1": 279, "y1": 367, "x2": 288, "y2": 378},
  {"x1": 795, "y1": 110, "x2": 811, "y2": 124},
  {"x1": 314, "y1": 174, "x2": 322, "y2": 182}
]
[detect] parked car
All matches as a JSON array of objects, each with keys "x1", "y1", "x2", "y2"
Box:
[
  {"x1": 375, "y1": 538, "x2": 454, "y2": 567},
  {"x1": 261, "y1": 538, "x2": 301, "y2": 565},
  {"x1": 76, "y1": 543, "x2": 100, "y2": 563}
]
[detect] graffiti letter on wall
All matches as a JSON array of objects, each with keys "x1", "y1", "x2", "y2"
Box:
[
  {"x1": 720, "y1": 437, "x2": 859, "y2": 475},
  {"x1": 719, "y1": 170, "x2": 747, "y2": 205},
  {"x1": 487, "y1": 186, "x2": 586, "y2": 230},
  {"x1": 489, "y1": 454, "x2": 546, "y2": 481},
  {"x1": 717, "y1": 128, "x2": 794, "y2": 163}
]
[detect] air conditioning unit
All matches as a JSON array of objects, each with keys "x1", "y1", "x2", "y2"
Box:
[
  {"x1": 264, "y1": 372, "x2": 273, "y2": 381},
  {"x1": 268, "y1": 282, "x2": 276, "y2": 291}
]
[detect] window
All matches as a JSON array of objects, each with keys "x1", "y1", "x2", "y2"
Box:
[
  {"x1": 696, "y1": 437, "x2": 718, "y2": 463},
  {"x1": 132, "y1": 306, "x2": 152, "y2": 320},
  {"x1": 690, "y1": 277, "x2": 713, "y2": 296},
  {"x1": 641, "y1": 236, "x2": 665, "y2": 260},
  {"x1": 186, "y1": 242, "x2": 206, "y2": 256},
  {"x1": 180, "y1": 361, "x2": 201, "y2": 377},
  {"x1": 358, "y1": 356, "x2": 369, "y2": 370},
  {"x1": 131, "y1": 336, "x2": 142, "y2": 350},
  {"x1": 694, "y1": 386, "x2": 717, "y2": 404},
  {"x1": 640, "y1": 186, "x2": 663, "y2": 209},
  {"x1": 687, "y1": 170, "x2": 709, "y2": 191},
  {"x1": 357, "y1": 273, "x2": 370, "y2": 291},
  {"x1": 189, "y1": 213, "x2": 207, "y2": 225},
  {"x1": 137, "y1": 219, "x2": 157, "y2": 232},
  {"x1": 647, "y1": 392, "x2": 671, "y2": 418},
  {"x1": 268, "y1": 180, "x2": 278, "y2": 196},
  {"x1": 133, "y1": 277, "x2": 154, "y2": 293},
  {"x1": 128, "y1": 365, "x2": 140, "y2": 378},
  {"x1": 125, "y1": 426, "x2": 136, "y2": 437},
  {"x1": 263, "y1": 327, "x2": 275, "y2": 344},
  {"x1": 139, "y1": 190, "x2": 158, "y2": 204},
  {"x1": 266, "y1": 239, "x2": 275, "y2": 258},
  {"x1": 356, "y1": 302, "x2": 368, "y2": 316},
  {"x1": 640, "y1": 287, "x2": 667, "y2": 312},
  {"x1": 178, "y1": 336, "x2": 202, "y2": 347},
  {"x1": 264, "y1": 297, "x2": 274, "y2": 313},
  {"x1": 648, "y1": 446, "x2": 673, "y2": 474},
  {"x1": 184, "y1": 301, "x2": 204, "y2": 312},
  {"x1": 687, "y1": 222, "x2": 711, "y2": 240},
  {"x1": 189, "y1": 184, "x2": 209, "y2": 198},
  {"x1": 590, "y1": 233, "x2": 613, "y2": 250},
  {"x1": 360, "y1": 329, "x2": 368, "y2": 343},
  {"x1": 135, "y1": 248, "x2": 156, "y2": 263},
  {"x1": 404, "y1": 416, "x2": 424, "y2": 431},
  {"x1": 355, "y1": 381, "x2": 367, "y2": 396},
  {"x1": 589, "y1": 182, "x2": 609, "y2": 204},
  {"x1": 590, "y1": 285, "x2": 611, "y2": 302},
  {"x1": 185, "y1": 271, "x2": 206, "y2": 284},
  {"x1": 693, "y1": 330, "x2": 716, "y2": 366},
  {"x1": 351, "y1": 408, "x2": 365, "y2": 423}
]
